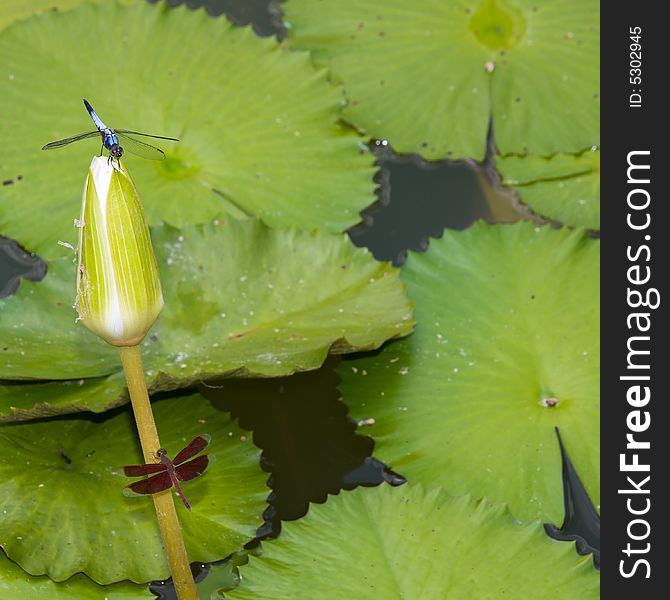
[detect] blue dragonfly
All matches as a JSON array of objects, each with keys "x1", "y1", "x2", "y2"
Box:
[{"x1": 42, "y1": 99, "x2": 178, "y2": 161}]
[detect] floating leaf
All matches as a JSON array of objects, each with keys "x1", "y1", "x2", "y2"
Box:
[
  {"x1": 285, "y1": 0, "x2": 599, "y2": 159},
  {"x1": 226, "y1": 484, "x2": 599, "y2": 599},
  {"x1": 0, "y1": 392, "x2": 267, "y2": 583},
  {"x1": 338, "y1": 221, "x2": 599, "y2": 523},
  {"x1": 0, "y1": 0, "x2": 375, "y2": 259},
  {"x1": 0, "y1": 0, "x2": 89, "y2": 31},
  {"x1": 0, "y1": 219, "x2": 414, "y2": 420},
  {"x1": 0, "y1": 377, "x2": 124, "y2": 423},
  {"x1": 0, "y1": 545, "x2": 250, "y2": 599},
  {"x1": 497, "y1": 148, "x2": 600, "y2": 228},
  {"x1": 0, "y1": 550, "x2": 151, "y2": 599}
]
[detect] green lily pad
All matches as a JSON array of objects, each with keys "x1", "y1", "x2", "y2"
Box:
[
  {"x1": 0, "y1": 219, "x2": 414, "y2": 421},
  {"x1": 0, "y1": 376, "x2": 124, "y2": 423},
  {"x1": 0, "y1": 1, "x2": 83, "y2": 31},
  {"x1": 284, "y1": 0, "x2": 599, "y2": 160},
  {"x1": 226, "y1": 484, "x2": 599, "y2": 599},
  {"x1": 338, "y1": 221, "x2": 599, "y2": 523},
  {"x1": 0, "y1": 0, "x2": 375, "y2": 259},
  {"x1": 0, "y1": 549, "x2": 151, "y2": 600},
  {"x1": 0, "y1": 392, "x2": 267, "y2": 584},
  {"x1": 1, "y1": 545, "x2": 252, "y2": 599},
  {"x1": 0, "y1": 0, "x2": 137, "y2": 32},
  {"x1": 497, "y1": 148, "x2": 600, "y2": 228}
]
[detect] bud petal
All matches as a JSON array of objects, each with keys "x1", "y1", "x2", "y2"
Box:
[{"x1": 75, "y1": 157, "x2": 164, "y2": 346}]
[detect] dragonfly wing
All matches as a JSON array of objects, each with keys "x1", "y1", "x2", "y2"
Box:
[
  {"x1": 126, "y1": 471, "x2": 173, "y2": 495},
  {"x1": 116, "y1": 132, "x2": 166, "y2": 160},
  {"x1": 42, "y1": 131, "x2": 100, "y2": 150},
  {"x1": 175, "y1": 455, "x2": 209, "y2": 482},
  {"x1": 122, "y1": 463, "x2": 166, "y2": 477},
  {"x1": 116, "y1": 129, "x2": 179, "y2": 142},
  {"x1": 173, "y1": 434, "x2": 211, "y2": 465}
]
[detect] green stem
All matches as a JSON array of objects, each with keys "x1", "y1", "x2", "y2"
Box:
[{"x1": 118, "y1": 345, "x2": 198, "y2": 600}]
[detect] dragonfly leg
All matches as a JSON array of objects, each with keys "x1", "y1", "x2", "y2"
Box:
[
  {"x1": 99, "y1": 143, "x2": 104, "y2": 157},
  {"x1": 107, "y1": 156, "x2": 122, "y2": 171}
]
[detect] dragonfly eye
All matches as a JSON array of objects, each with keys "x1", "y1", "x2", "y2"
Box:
[
  {"x1": 110, "y1": 145, "x2": 123, "y2": 158},
  {"x1": 156, "y1": 448, "x2": 167, "y2": 458}
]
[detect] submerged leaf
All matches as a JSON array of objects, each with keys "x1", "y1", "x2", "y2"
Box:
[
  {"x1": 226, "y1": 484, "x2": 599, "y2": 599},
  {"x1": 338, "y1": 221, "x2": 599, "y2": 523}
]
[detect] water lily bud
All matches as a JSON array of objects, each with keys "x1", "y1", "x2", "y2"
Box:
[{"x1": 75, "y1": 157, "x2": 163, "y2": 346}]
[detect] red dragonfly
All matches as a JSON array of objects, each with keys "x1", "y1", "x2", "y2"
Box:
[{"x1": 122, "y1": 434, "x2": 211, "y2": 511}]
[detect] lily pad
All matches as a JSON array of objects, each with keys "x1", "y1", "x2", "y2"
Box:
[
  {"x1": 338, "y1": 221, "x2": 599, "y2": 523},
  {"x1": 284, "y1": 0, "x2": 600, "y2": 160},
  {"x1": 0, "y1": 377, "x2": 125, "y2": 423},
  {"x1": 226, "y1": 484, "x2": 599, "y2": 599},
  {"x1": 0, "y1": 0, "x2": 375, "y2": 259},
  {"x1": 0, "y1": 219, "x2": 414, "y2": 420},
  {"x1": 0, "y1": 392, "x2": 267, "y2": 584},
  {"x1": 0, "y1": 549, "x2": 151, "y2": 600},
  {"x1": 0, "y1": 1, "x2": 88, "y2": 31},
  {"x1": 497, "y1": 148, "x2": 600, "y2": 228}
]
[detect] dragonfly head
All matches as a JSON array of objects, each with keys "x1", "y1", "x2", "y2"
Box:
[
  {"x1": 110, "y1": 144, "x2": 123, "y2": 158},
  {"x1": 156, "y1": 448, "x2": 167, "y2": 459}
]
